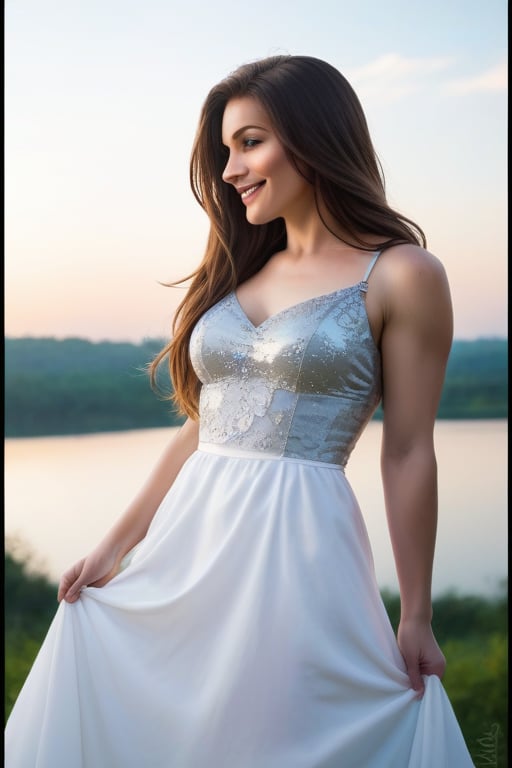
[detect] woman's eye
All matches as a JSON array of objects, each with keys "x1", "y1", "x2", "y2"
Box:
[{"x1": 243, "y1": 138, "x2": 260, "y2": 148}]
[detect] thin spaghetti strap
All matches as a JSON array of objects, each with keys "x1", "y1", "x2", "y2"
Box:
[{"x1": 362, "y1": 250, "x2": 381, "y2": 283}]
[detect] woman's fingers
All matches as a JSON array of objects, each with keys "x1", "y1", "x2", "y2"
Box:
[
  {"x1": 57, "y1": 560, "x2": 85, "y2": 602},
  {"x1": 57, "y1": 554, "x2": 121, "y2": 602}
]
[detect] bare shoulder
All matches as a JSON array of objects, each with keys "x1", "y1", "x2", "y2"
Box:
[
  {"x1": 376, "y1": 243, "x2": 449, "y2": 293},
  {"x1": 369, "y1": 243, "x2": 452, "y2": 352},
  {"x1": 374, "y1": 244, "x2": 450, "y2": 316}
]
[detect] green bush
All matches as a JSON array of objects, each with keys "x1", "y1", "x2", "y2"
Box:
[{"x1": 443, "y1": 634, "x2": 508, "y2": 767}]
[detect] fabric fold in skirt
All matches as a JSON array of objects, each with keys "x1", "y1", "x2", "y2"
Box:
[{"x1": 5, "y1": 447, "x2": 474, "y2": 767}]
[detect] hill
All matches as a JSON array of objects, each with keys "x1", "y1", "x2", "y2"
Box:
[{"x1": 4, "y1": 336, "x2": 508, "y2": 437}]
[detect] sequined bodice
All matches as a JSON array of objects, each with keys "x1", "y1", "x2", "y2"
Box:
[{"x1": 190, "y1": 281, "x2": 382, "y2": 468}]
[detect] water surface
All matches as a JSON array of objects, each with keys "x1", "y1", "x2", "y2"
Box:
[{"x1": 5, "y1": 420, "x2": 507, "y2": 596}]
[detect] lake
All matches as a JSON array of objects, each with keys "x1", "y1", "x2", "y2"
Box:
[{"x1": 4, "y1": 420, "x2": 507, "y2": 597}]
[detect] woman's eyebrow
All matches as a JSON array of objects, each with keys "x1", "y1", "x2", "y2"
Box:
[{"x1": 230, "y1": 124, "x2": 270, "y2": 140}]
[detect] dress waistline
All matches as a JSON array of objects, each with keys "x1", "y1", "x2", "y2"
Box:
[{"x1": 197, "y1": 442, "x2": 344, "y2": 471}]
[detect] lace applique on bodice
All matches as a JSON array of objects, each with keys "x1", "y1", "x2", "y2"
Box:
[{"x1": 190, "y1": 282, "x2": 382, "y2": 468}]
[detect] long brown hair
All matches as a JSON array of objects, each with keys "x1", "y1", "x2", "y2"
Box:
[{"x1": 149, "y1": 55, "x2": 426, "y2": 419}]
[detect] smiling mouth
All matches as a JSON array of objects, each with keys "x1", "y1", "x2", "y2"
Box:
[{"x1": 240, "y1": 182, "x2": 265, "y2": 201}]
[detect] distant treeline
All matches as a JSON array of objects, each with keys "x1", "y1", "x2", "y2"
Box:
[
  {"x1": 4, "y1": 542, "x2": 508, "y2": 765},
  {"x1": 5, "y1": 336, "x2": 508, "y2": 437}
]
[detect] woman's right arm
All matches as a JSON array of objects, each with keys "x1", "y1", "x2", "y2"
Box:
[{"x1": 57, "y1": 417, "x2": 199, "y2": 603}]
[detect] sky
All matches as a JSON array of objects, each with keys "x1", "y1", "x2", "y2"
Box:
[{"x1": 5, "y1": 0, "x2": 508, "y2": 343}]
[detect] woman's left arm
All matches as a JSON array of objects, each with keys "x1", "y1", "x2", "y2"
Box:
[{"x1": 378, "y1": 245, "x2": 453, "y2": 697}]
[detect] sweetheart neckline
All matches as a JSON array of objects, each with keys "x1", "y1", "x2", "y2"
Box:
[{"x1": 231, "y1": 281, "x2": 365, "y2": 330}]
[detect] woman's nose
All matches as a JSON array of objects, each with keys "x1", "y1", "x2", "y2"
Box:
[{"x1": 222, "y1": 151, "x2": 247, "y2": 184}]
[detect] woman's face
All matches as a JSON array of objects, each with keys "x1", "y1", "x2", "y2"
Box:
[{"x1": 221, "y1": 96, "x2": 314, "y2": 225}]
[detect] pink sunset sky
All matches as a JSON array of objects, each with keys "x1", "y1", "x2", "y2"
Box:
[{"x1": 5, "y1": 0, "x2": 507, "y2": 343}]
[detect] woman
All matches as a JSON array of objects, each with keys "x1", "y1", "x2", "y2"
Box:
[{"x1": 5, "y1": 55, "x2": 475, "y2": 767}]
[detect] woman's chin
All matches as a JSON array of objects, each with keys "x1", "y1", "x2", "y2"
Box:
[{"x1": 245, "y1": 209, "x2": 279, "y2": 227}]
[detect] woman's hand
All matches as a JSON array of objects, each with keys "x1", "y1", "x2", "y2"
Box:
[
  {"x1": 57, "y1": 544, "x2": 124, "y2": 604},
  {"x1": 397, "y1": 617, "x2": 446, "y2": 698}
]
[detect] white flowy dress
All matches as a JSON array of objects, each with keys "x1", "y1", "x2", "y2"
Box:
[{"x1": 5, "y1": 253, "x2": 475, "y2": 767}]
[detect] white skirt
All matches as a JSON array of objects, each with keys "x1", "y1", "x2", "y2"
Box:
[{"x1": 5, "y1": 446, "x2": 474, "y2": 767}]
